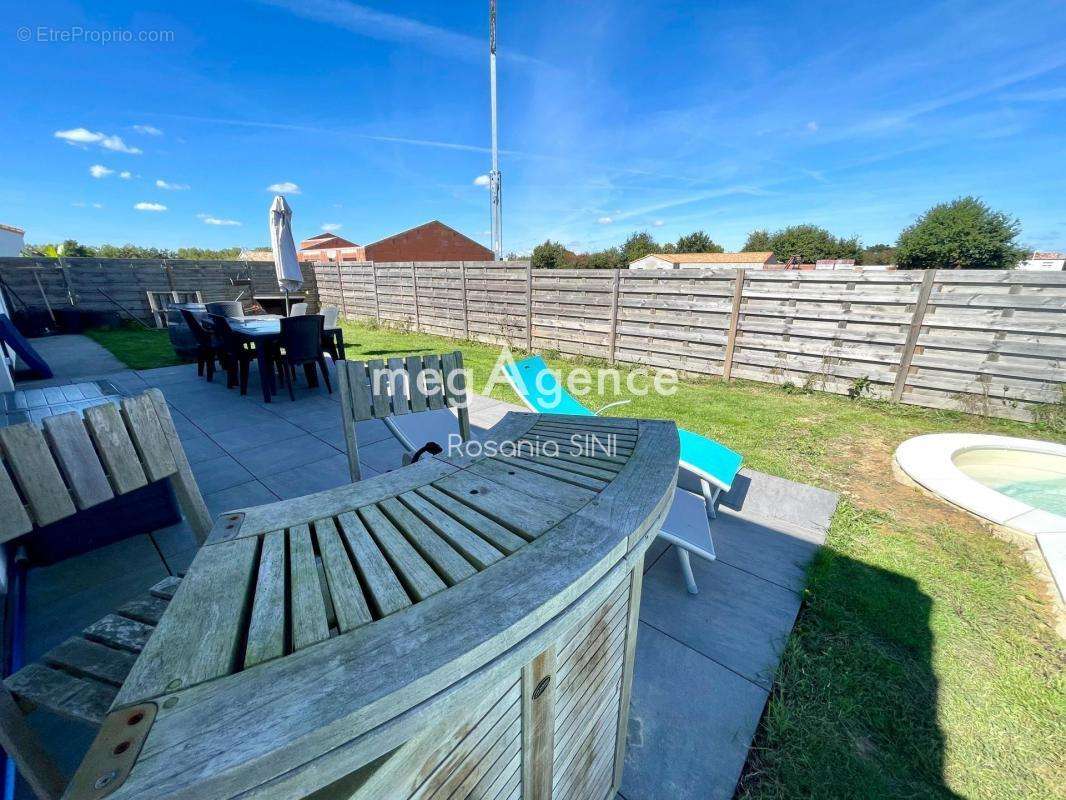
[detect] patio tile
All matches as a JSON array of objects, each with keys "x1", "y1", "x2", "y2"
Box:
[
  {"x1": 164, "y1": 545, "x2": 199, "y2": 575},
  {"x1": 259, "y1": 453, "x2": 353, "y2": 500},
  {"x1": 204, "y1": 480, "x2": 279, "y2": 516},
  {"x1": 640, "y1": 546, "x2": 801, "y2": 690},
  {"x1": 357, "y1": 435, "x2": 409, "y2": 474},
  {"x1": 180, "y1": 434, "x2": 226, "y2": 463},
  {"x1": 191, "y1": 404, "x2": 283, "y2": 436},
  {"x1": 622, "y1": 624, "x2": 768, "y2": 800},
  {"x1": 711, "y1": 509, "x2": 822, "y2": 592},
  {"x1": 722, "y1": 469, "x2": 838, "y2": 536},
  {"x1": 643, "y1": 537, "x2": 670, "y2": 573},
  {"x1": 229, "y1": 434, "x2": 342, "y2": 478},
  {"x1": 264, "y1": 398, "x2": 343, "y2": 432},
  {"x1": 209, "y1": 417, "x2": 307, "y2": 451},
  {"x1": 25, "y1": 535, "x2": 164, "y2": 610},
  {"x1": 151, "y1": 520, "x2": 200, "y2": 559},
  {"x1": 191, "y1": 454, "x2": 256, "y2": 494}
]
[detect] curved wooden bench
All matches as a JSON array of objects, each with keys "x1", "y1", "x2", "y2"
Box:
[{"x1": 66, "y1": 411, "x2": 679, "y2": 800}]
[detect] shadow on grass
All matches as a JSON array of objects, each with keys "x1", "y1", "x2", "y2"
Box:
[{"x1": 737, "y1": 536, "x2": 962, "y2": 799}]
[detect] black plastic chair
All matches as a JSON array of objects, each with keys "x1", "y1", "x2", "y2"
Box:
[
  {"x1": 180, "y1": 309, "x2": 224, "y2": 382},
  {"x1": 278, "y1": 315, "x2": 332, "y2": 400},
  {"x1": 205, "y1": 300, "x2": 244, "y2": 319},
  {"x1": 207, "y1": 314, "x2": 259, "y2": 395}
]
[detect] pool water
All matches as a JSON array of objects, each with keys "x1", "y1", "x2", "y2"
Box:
[
  {"x1": 953, "y1": 448, "x2": 1066, "y2": 518},
  {"x1": 994, "y1": 478, "x2": 1066, "y2": 516}
]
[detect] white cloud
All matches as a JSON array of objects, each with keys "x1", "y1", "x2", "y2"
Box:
[
  {"x1": 197, "y1": 214, "x2": 241, "y2": 226},
  {"x1": 134, "y1": 202, "x2": 167, "y2": 212},
  {"x1": 156, "y1": 179, "x2": 190, "y2": 190},
  {"x1": 93, "y1": 202, "x2": 104, "y2": 209},
  {"x1": 89, "y1": 164, "x2": 113, "y2": 178},
  {"x1": 652, "y1": 219, "x2": 665, "y2": 227},
  {"x1": 119, "y1": 171, "x2": 133, "y2": 180},
  {"x1": 267, "y1": 181, "x2": 300, "y2": 194},
  {"x1": 54, "y1": 127, "x2": 142, "y2": 154},
  {"x1": 321, "y1": 223, "x2": 343, "y2": 231},
  {"x1": 597, "y1": 216, "x2": 613, "y2": 225},
  {"x1": 806, "y1": 120, "x2": 819, "y2": 132},
  {"x1": 473, "y1": 174, "x2": 490, "y2": 187},
  {"x1": 133, "y1": 124, "x2": 163, "y2": 136}
]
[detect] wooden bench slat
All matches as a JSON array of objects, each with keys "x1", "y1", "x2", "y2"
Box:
[
  {"x1": 336, "y1": 511, "x2": 411, "y2": 617},
  {"x1": 379, "y1": 497, "x2": 476, "y2": 585},
  {"x1": 4, "y1": 664, "x2": 116, "y2": 725},
  {"x1": 368, "y1": 359, "x2": 392, "y2": 418},
  {"x1": 406, "y1": 355, "x2": 429, "y2": 413},
  {"x1": 83, "y1": 402, "x2": 149, "y2": 494},
  {"x1": 42, "y1": 638, "x2": 137, "y2": 687},
  {"x1": 431, "y1": 471, "x2": 573, "y2": 539},
  {"x1": 387, "y1": 357, "x2": 410, "y2": 414},
  {"x1": 344, "y1": 361, "x2": 373, "y2": 421},
  {"x1": 315, "y1": 517, "x2": 373, "y2": 634},
  {"x1": 0, "y1": 422, "x2": 76, "y2": 527},
  {"x1": 244, "y1": 531, "x2": 287, "y2": 668},
  {"x1": 397, "y1": 490, "x2": 504, "y2": 570},
  {"x1": 422, "y1": 354, "x2": 446, "y2": 410},
  {"x1": 149, "y1": 576, "x2": 182, "y2": 600},
  {"x1": 121, "y1": 394, "x2": 177, "y2": 481},
  {"x1": 495, "y1": 455, "x2": 608, "y2": 493},
  {"x1": 289, "y1": 524, "x2": 330, "y2": 651},
  {"x1": 116, "y1": 594, "x2": 169, "y2": 626},
  {"x1": 83, "y1": 614, "x2": 154, "y2": 653},
  {"x1": 0, "y1": 457, "x2": 33, "y2": 544},
  {"x1": 412, "y1": 485, "x2": 527, "y2": 554},
  {"x1": 114, "y1": 536, "x2": 258, "y2": 706},
  {"x1": 42, "y1": 412, "x2": 115, "y2": 509},
  {"x1": 359, "y1": 504, "x2": 446, "y2": 601}
]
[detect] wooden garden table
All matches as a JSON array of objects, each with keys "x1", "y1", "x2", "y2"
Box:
[{"x1": 66, "y1": 412, "x2": 678, "y2": 800}]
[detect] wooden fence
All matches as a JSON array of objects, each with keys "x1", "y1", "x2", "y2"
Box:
[
  {"x1": 315, "y1": 262, "x2": 1065, "y2": 422},
  {"x1": 0, "y1": 257, "x2": 1060, "y2": 421},
  {"x1": 0, "y1": 257, "x2": 317, "y2": 323}
]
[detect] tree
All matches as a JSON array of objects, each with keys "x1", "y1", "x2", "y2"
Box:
[
  {"x1": 674, "y1": 230, "x2": 724, "y2": 253},
  {"x1": 58, "y1": 239, "x2": 94, "y2": 257},
  {"x1": 621, "y1": 231, "x2": 659, "y2": 263},
  {"x1": 762, "y1": 225, "x2": 861, "y2": 263},
  {"x1": 895, "y1": 197, "x2": 1026, "y2": 270},
  {"x1": 530, "y1": 240, "x2": 576, "y2": 270},
  {"x1": 860, "y1": 244, "x2": 896, "y2": 265},
  {"x1": 742, "y1": 230, "x2": 771, "y2": 251},
  {"x1": 585, "y1": 247, "x2": 626, "y2": 270}
]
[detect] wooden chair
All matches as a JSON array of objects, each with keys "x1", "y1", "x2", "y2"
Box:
[
  {"x1": 0, "y1": 389, "x2": 211, "y2": 799},
  {"x1": 336, "y1": 351, "x2": 471, "y2": 481}
]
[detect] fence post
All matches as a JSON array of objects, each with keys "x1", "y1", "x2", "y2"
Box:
[
  {"x1": 411, "y1": 263, "x2": 421, "y2": 332},
  {"x1": 722, "y1": 268, "x2": 746, "y2": 380},
  {"x1": 162, "y1": 259, "x2": 176, "y2": 293},
  {"x1": 525, "y1": 261, "x2": 533, "y2": 352},
  {"x1": 335, "y1": 262, "x2": 348, "y2": 320},
  {"x1": 371, "y1": 261, "x2": 381, "y2": 323},
  {"x1": 607, "y1": 269, "x2": 621, "y2": 364},
  {"x1": 892, "y1": 269, "x2": 937, "y2": 402},
  {"x1": 460, "y1": 262, "x2": 470, "y2": 340}
]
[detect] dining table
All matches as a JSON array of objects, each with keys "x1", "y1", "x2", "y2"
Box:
[
  {"x1": 65, "y1": 411, "x2": 679, "y2": 800},
  {"x1": 201, "y1": 313, "x2": 345, "y2": 403}
]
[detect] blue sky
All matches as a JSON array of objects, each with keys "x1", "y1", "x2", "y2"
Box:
[{"x1": 2, "y1": 0, "x2": 1065, "y2": 254}]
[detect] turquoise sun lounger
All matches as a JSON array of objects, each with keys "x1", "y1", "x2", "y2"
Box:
[{"x1": 504, "y1": 355, "x2": 744, "y2": 593}]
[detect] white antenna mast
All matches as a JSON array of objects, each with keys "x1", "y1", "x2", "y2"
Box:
[{"x1": 489, "y1": 0, "x2": 502, "y2": 259}]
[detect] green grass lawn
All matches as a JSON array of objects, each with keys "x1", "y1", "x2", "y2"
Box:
[
  {"x1": 85, "y1": 325, "x2": 184, "y2": 371},
  {"x1": 91, "y1": 320, "x2": 1066, "y2": 799}
]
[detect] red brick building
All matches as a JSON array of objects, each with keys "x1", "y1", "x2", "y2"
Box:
[
  {"x1": 297, "y1": 233, "x2": 366, "y2": 263},
  {"x1": 364, "y1": 221, "x2": 493, "y2": 262}
]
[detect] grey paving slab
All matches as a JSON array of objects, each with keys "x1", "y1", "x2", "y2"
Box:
[
  {"x1": 180, "y1": 434, "x2": 226, "y2": 464},
  {"x1": 722, "y1": 468, "x2": 838, "y2": 535},
  {"x1": 13, "y1": 335, "x2": 125, "y2": 385},
  {"x1": 641, "y1": 545, "x2": 802, "y2": 690},
  {"x1": 356, "y1": 434, "x2": 410, "y2": 474},
  {"x1": 711, "y1": 508, "x2": 822, "y2": 592},
  {"x1": 259, "y1": 453, "x2": 353, "y2": 500},
  {"x1": 190, "y1": 454, "x2": 257, "y2": 494},
  {"x1": 229, "y1": 433, "x2": 342, "y2": 478},
  {"x1": 203, "y1": 479, "x2": 279, "y2": 516},
  {"x1": 622, "y1": 624, "x2": 768, "y2": 800},
  {"x1": 25, "y1": 535, "x2": 164, "y2": 610},
  {"x1": 151, "y1": 519, "x2": 200, "y2": 560},
  {"x1": 209, "y1": 416, "x2": 307, "y2": 452}
]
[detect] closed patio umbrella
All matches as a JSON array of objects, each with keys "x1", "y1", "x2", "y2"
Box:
[{"x1": 269, "y1": 195, "x2": 301, "y2": 314}]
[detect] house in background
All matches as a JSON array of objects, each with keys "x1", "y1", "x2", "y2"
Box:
[
  {"x1": 1018, "y1": 251, "x2": 1066, "y2": 271},
  {"x1": 297, "y1": 233, "x2": 366, "y2": 263},
  {"x1": 629, "y1": 251, "x2": 777, "y2": 270},
  {"x1": 0, "y1": 224, "x2": 25, "y2": 257},
  {"x1": 363, "y1": 221, "x2": 493, "y2": 262}
]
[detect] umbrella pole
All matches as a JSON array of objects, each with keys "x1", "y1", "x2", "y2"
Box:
[{"x1": 284, "y1": 287, "x2": 290, "y2": 315}]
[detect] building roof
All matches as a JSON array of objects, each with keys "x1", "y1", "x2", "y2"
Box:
[
  {"x1": 642, "y1": 251, "x2": 774, "y2": 264},
  {"x1": 299, "y1": 234, "x2": 360, "y2": 251},
  {"x1": 0, "y1": 224, "x2": 25, "y2": 235},
  {"x1": 365, "y1": 220, "x2": 487, "y2": 251}
]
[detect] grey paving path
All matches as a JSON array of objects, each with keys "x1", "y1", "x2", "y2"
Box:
[
  {"x1": 12, "y1": 358, "x2": 838, "y2": 799},
  {"x1": 11, "y1": 334, "x2": 126, "y2": 387}
]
